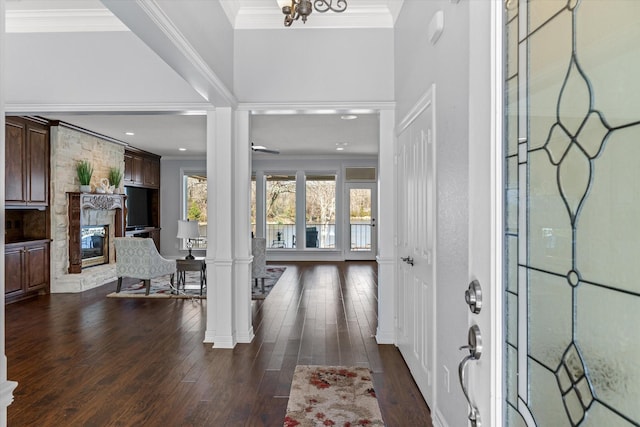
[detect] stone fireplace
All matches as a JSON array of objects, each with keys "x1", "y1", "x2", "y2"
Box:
[
  {"x1": 67, "y1": 193, "x2": 125, "y2": 274},
  {"x1": 49, "y1": 124, "x2": 126, "y2": 293}
]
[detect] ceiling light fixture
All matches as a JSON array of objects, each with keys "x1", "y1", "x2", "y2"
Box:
[
  {"x1": 178, "y1": 148, "x2": 187, "y2": 151},
  {"x1": 340, "y1": 114, "x2": 358, "y2": 120},
  {"x1": 277, "y1": 0, "x2": 347, "y2": 27},
  {"x1": 125, "y1": 132, "x2": 135, "y2": 136}
]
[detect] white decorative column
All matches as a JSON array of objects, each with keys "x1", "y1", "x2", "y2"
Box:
[
  {"x1": 204, "y1": 109, "x2": 236, "y2": 348},
  {"x1": 0, "y1": 0, "x2": 19, "y2": 421},
  {"x1": 376, "y1": 109, "x2": 396, "y2": 344},
  {"x1": 233, "y1": 110, "x2": 254, "y2": 343}
]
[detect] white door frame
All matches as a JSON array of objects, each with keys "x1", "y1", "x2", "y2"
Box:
[{"x1": 466, "y1": 1, "x2": 504, "y2": 426}]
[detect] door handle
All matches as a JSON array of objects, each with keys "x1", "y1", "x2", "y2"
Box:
[
  {"x1": 400, "y1": 256, "x2": 414, "y2": 266},
  {"x1": 458, "y1": 324, "x2": 482, "y2": 427}
]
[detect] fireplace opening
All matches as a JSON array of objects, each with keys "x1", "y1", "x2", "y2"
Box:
[{"x1": 81, "y1": 225, "x2": 109, "y2": 268}]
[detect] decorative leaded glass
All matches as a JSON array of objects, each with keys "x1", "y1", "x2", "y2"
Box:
[{"x1": 504, "y1": 1, "x2": 640, "y2": 425}]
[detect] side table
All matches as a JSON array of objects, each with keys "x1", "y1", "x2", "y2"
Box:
[{"x1": 176, "y1": 257, "x2": 206, "y2": 295}]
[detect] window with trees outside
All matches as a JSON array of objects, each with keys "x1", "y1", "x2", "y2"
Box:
[
  {"x1": 266, "y1": 175, "x2": 296, "y2": 248},
  {"x1": 305, "y1": 175, "x2": 336, "y2": 248},
  {"x1": 184, "y1": 173, "x2": 207, "y2": 249}
]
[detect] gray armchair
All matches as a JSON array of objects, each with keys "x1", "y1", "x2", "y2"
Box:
[
  {"x1": 252, "y1": 237, "x2": 267, "y2": 291},
  {"x1": 114, "y1": 237, "x2": 176, "y2": 295}
]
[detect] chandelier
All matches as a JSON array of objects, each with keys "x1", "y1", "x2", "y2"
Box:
[{"x1": 277, "y1": 0, "x2": 348, "y2": 27}]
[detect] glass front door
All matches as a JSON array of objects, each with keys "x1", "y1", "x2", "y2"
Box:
[
  {"x1": 504, "y1": 1, "x2": 640, "y2": 425},
  {"x1": 345, "y1": 184, "x2": 377, "y2": 260}
]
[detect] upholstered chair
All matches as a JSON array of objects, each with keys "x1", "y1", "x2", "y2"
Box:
[
  {"x1": 251, "y1": 237, "x2": 267, "y2": 291},
  {"x1": 114, "y1": 237, "x2": 176, "y2": 295}
]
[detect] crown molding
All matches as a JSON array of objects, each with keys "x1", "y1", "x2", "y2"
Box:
[
  {"x1": 5, "y1": 9, "x2": 129, "y2": 33},
  {"x1": 4, "y1": 102, "x2": 214, "y2": 114},
  {"x1": 239, "y1": 101, "x2": 395, "y2": 113},
  {"x1": 134, "y1": 0, "x2": 237, "y2": 108}
]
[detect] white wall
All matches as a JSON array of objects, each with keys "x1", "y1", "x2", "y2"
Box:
[
  {"x1": 234, "y1": 28, "x2": 394, "y2": 103},
  {"x1": 5, "y1": 32, "x2": 205, "y2": 108},
  {"x1": 160, "y1": 158, "x2": 207, "y2": 259},
  {"x1": 394, "y1": 1, "x2": 471, "y2": 426}
]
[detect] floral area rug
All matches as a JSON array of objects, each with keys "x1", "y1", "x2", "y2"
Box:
[
  {"x1": 106, "y1": 271, "x2": 204, "y2": 299},
  {"x1": 284, "y1": 365, "x2": 385, "y2": 427},
  {"x1": 252, "y1": 266, "x2": 286, "y2": 300}
]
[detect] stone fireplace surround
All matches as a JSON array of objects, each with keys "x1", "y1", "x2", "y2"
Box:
[
  {"x1": 67, "y1": 192, "x2": 125, "y2": 273},
  {"x1": 50, "y1": 125, "x2": 125, "y2": 293}
]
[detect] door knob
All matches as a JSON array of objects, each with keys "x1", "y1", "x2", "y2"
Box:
[
  {"x1": 400, "y1": 256, "x2": 414, "y2": 266},
  {"x1": 458, "y1": 324, "x2": 482, "y2": 427},
  {"x1": 465, "y1": 280, "x2": 482, "y2": 314}
]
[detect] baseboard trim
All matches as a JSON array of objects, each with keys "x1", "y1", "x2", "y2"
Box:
[
  {"x1": 432, "y1": 408, "x2": 450, "y2": 427},
  {"x1": 203, "y1": 330, "x2": 216, "y2": 343},
  {"x1": 375, "y1": 328, "x2": 395, "y2": 344},
  {"x1": 0, "y1": 380, "x2": 18, "y2": 409},
  {"x1": 236, "y1": 328, "x2": 255, "y2": 344},
  {"x1": 211, "y1": 336, "x2": 237, "y2": 349}
]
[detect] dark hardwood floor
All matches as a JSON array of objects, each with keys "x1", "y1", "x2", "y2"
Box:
[{"x1": 6, "y1": 261, "x2": 432, "y2": 426}]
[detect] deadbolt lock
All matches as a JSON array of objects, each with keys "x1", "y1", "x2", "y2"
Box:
[{"x1": 465, "y1": 280, "x2": 482, "y2": 314}]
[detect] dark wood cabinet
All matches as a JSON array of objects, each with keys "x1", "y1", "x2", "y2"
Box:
[
  {"x1": 5, "y1": 117, "x2": 49, "y2": 206},
  {"x1": 5, "y1": 240, "x2": 50, "y2": 303},
  {"x1": 143, "y1": 157, "x2": 160, "y2": 187},
  {"x1": 5, "y1": 246, "x2": 24, "y2": 295},
  {"x1": 123, "y1": 149, "x2": 161, "y2": 248},
  {"x1": 124, "y1": 150, "x2": 159, "y2": 189},
  {"x1": 123, "y1": 153, "x2": 134, "y2": 183},
  {"x1": 149, "y1": 228, "x2": 161, "y2": 249}
]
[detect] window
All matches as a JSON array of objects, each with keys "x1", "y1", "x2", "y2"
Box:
[
  {"x1": 266, "y1": 175, "x2": 296, "y2": 248},
  {"x1": 305, "y1": 175, "x2": 336, "y2": 248},
  {"x1": 183, "y1": 173, "x2": 207, "y2": 249}
]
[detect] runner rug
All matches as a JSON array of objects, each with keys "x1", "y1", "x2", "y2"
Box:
[
  {"x1": 105, "y1": 266, "x2": 286, "y2": 300},
  {"x1": 284, "y1": 365, "x2": 385, "y2": 427}
]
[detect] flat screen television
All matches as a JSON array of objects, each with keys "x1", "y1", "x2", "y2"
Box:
[{"x1": 125, "y1": 186, "x2": 152, "y2": 230}]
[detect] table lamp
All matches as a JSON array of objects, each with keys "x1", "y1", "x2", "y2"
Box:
[{"x1": 177, "y1": 219, "x2": 200, "y2": 259}]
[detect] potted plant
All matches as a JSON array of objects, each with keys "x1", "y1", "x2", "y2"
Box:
[
  {"x1": 76, "y1": 160, "x2": 93, "y2": 192},
  {"x1": 108, "y1": 167, "x2": 123, "y2": 193}
]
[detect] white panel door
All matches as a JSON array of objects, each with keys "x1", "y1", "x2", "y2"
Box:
[{"x1": 396, "y1": 87, "x2": 437, "y2": 408}]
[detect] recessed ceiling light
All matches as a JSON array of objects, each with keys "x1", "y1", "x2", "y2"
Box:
[
  {"x1": 336, "y1": 147, "x2": 345, "y2": 151},
  {"x1": 125, "y1": 131, "x2": 135, "y2": 136},
  {"x1": 340, "y1": 115, "x2": 358, "y2": 120},
  {"x1": 178, "y1": 148, "x2": 187, "y2": 151}
]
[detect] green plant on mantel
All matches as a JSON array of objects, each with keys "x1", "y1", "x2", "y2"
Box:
[
  {"x1": 76, "y1": 160, "x2": 94, "y2": 186},
  {"x1": 108, "y1": 167, "x2": 123, "y2": 188}
]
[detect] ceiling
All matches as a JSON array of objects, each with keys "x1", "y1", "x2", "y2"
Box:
[
  {"x1": 41, "y1": 111, "x2": 380, "y2": 159},
  {"x1": 5, "y1": 0, "x2": 395, "y2": 159}
]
